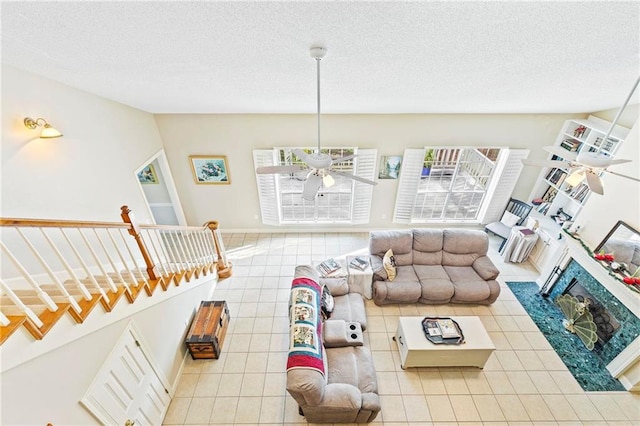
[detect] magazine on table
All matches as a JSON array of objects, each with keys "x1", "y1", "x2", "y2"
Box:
[
  {"x1": 422, "y1": 318, "x2": 461, "y2": 339},
  {"x1": 349, "y1": 256, "x2": 369, "y2": 271},
  {"x1": 317, "y1": 258, "x2": 341, "y2": 276}
]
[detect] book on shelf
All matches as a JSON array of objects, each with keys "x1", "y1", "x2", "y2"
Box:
[
  {"x1": 545, "y1": 168, "x2": 567, "y2": 186},
  {"x1": 560, "y1": 138, "x2": 581, "y2": 152},
  {"x1": 317, "y1": 258, "x2": 341, "y2": 276},
  {"x1": 349, "y1": 256, "x2": 369, "y2": 271}
]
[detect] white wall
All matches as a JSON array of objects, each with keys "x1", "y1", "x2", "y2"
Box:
[
  {"x1": 1, "y1": 65, "x2": 164, "y2": 223},
  {"x1": 155, "y1": 113, "x2": 579, "y2": 231}
]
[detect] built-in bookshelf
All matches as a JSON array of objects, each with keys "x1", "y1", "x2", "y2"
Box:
[{"x1": 528, "y1": 115, "x2": 629, "y2": 224}]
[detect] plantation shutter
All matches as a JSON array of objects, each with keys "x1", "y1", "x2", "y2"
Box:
[
  {"x1": 478, "y1": 149, "x2": 530, "y2": 224},
  {"x1": 351, "y1": 149, "x2": 377, "y2": 224},
  {"x1": 253, "y1": 149, "x2": 280, "y2": 226},
  {"x1": 392, "y1": 148, "x2": 426, "y2": 223}
]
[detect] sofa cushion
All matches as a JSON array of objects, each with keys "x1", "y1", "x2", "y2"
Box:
[
  {"x1": 412, "y1": 228, "x2": 444, "y2": 265},
  {"x1": 383, "y1": 249, "x2": 397, "y2": 281},
  {"x1": 443, "y1": 265, "x2": 491, "y2": 302},
  {"x1": 372, "y1": 264, "x2": 421, "y2": 304},
  {"x1": 326, "y1": 346, "x2": 378, "y2": 394},
  {"x1": 414, "y1": 264, "x2": 455, "y2": 302},
  {"x1": 369, "y1": 230, "x2": 413, "y2": 266},
  {"x1": 331, "y1": 293, "x2": 368, "y2": 330},
  {"x1": 442, "y1": 229, "x2": 488, "y2": 266}
]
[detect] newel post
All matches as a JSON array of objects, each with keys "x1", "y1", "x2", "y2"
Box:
[
  {"x1": 121, "y1": 205, "x2": 159, "y2": 281},
  {"x1": 204, "y1": 220, "x2": 232, "y2": 279}
]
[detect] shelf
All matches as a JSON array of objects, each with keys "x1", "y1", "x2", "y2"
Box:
[{"x1": 528, "y1": 116, "x2": 628, "y2": 224}]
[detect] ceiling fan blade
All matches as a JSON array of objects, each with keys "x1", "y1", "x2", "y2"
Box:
[
  {"x1": 603, "y1": 169, "x2": 640, "y2": 183},
  {"x1": 330, "y1": 170, "x2": 378, "y2": 186},
  {"x1": 543, "y1": 146, "x2": 578, "y2": 161},
  {"x1": 302, "y1": 172, "x2": 323, "y2": 201},
  {"x1": 606, "y1": 158, "x2": 632, "y2": 165},
  {"x1": 331, "y1": 154, "x2": 357, "y2": 164},
  {"x1": 256, "y1": 165, "x2": 306, "y2": 174},
  {"x1": 521, "y1": 159, "x2": 571, "y2": 168},
  {"x1": 584, "y1": 170, "x2": 604, "y2": 195}
]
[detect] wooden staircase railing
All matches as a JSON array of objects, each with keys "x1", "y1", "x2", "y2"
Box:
[{"x1": 0, "y1": 206, "x2": 232, "y2": 345}]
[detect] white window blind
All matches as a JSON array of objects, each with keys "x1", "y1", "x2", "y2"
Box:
[
  {"x1": 253, "y1": 150, "x2": 280, "y2": 226},
  {"x1": 393, "y1": 148, "x2": 425, "y2": 223},
  {"x1": 352, "y1": 149, "x2": 377, "y2": 224},
  {"x1": 478, "y1": 149, "x2": 530, "y2": 224}
]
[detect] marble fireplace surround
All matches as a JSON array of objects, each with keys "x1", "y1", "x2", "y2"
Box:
[{"x1": 552, "y1": 235, "x2": 640, "y2": 391}]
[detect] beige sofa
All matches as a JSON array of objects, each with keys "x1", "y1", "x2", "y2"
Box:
[
  {"x1": 286, "y1": 265, "x2": 380, "y2": 423},
  {"x1": 369, "y1": 228, "x2": 500, "y2": 305}
]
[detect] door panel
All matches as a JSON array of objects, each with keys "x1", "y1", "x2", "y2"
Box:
[{"x1": 81, "y1": 325, "x2": 171, "y2": 425}]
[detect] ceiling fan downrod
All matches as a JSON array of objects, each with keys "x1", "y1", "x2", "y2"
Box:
[{"x1": 310, "y1": 45, "x2": 326, "y2": 154}]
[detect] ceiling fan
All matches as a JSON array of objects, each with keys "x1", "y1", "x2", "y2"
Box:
[
  {"x1": 255, "y1": 45, "x2": 377, "y2": 201},
  {"x1": 522, "y1": 75, "x2": 640, "y2": 195}
]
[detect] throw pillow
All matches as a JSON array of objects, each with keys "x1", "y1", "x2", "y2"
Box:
[
  {"x1": 320, "y1": 285, "x2": 335, "y2": 319},
  {"x1": 500, "y1": 211, "x2": 520, "y2": 227},
  {"x1": 383, "y1": 248, "x2": 397, "y2": 281}
]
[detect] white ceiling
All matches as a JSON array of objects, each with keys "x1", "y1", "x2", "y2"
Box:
[{"x1": 2, "y1": 1, "x2": 639, "y2": 114}]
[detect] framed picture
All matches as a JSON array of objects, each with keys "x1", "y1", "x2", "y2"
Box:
[
  {"x1": 189, "y1": 155, "x2": 231, "y2": 184},
  {"x1": 378, "y1": 155, "x2": 402, "y2": 179},
  {"x1": 137, "y1": 164, "x2": 159, "y2": 184}
]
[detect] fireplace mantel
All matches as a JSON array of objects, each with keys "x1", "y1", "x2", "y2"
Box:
[
  {"x1": 560, "y1": 235, "x2": 640, "y2": 391},
  {"x1": 563, "y1": 234, "x2": 640, "y2": 316}
]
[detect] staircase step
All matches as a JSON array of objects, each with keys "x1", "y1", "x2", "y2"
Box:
[
  {"x1": 22, "y1": 303, "x2": 72, "y2": 340},
  {"x1": 40, "y1": 284, "x2": 97, "y2": 296},
  {"x1": 0, "y1": 316, "x2": 27, "y2": 345}
]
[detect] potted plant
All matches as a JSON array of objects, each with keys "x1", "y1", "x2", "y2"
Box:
[{"x1": 422, "y1": 149, "x2": 435, "y2": 177}]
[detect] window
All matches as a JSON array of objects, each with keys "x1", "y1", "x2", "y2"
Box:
[
  {"x1": 253, "y1": 147, "x2": 377, "y2": 225},
  {"x1": 393, "y1": 147, "x2": 529, "y2": 224}
]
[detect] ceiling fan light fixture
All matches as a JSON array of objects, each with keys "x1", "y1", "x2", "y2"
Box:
[
  {"x1": 565, "y1": 169, "x2": 586, "y2": 186},
  {"x1": 323, "y1": 173, "x2": 335, "y2": 188}
]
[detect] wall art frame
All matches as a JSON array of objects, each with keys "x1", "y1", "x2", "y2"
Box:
[
  {"x1": 137, "y1": 164, "x2": 159, "y2": 184},
  {"x1": 189, "y1": 155, "x2": 231, "y2": 184}
]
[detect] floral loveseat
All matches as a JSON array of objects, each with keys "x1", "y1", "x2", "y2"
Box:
[{"x1": 369, "y1": 228, "x2": 501, "y2": 305}]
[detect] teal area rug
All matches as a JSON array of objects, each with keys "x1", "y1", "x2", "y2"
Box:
[{"x1": 506, "y1": 281, "x2": 625, "y2": 392}]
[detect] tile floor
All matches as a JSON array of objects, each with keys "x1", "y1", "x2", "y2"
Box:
[{"x1": 163, "y1": 232, "x2": 640, "y2": 425}]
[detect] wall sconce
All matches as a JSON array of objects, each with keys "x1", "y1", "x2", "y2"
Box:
[{"x1": 23, "y1": 117, "x2": 63, "y2": 138}]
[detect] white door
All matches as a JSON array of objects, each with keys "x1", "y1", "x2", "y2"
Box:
[{"x1": 81, "y1": 325, "x2": 171, "y2": 425}]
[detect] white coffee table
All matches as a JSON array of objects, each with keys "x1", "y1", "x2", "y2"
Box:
[{"x1": 394, "y1": 316, "x2": 495, "y2": 369}]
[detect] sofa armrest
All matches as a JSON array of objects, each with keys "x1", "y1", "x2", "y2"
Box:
[
  {"x1": 369, "y1": 255, "x2": 387, "y2": 281},
  {"x1": 323, "y1": 320, "x2": 364, "y2": 348},
  {"x1": 318, "y1": 383, "x2": 362, "y2": 410},
  {"x1": 472, "y1": 256, "x2": 500, "y2": 280}
]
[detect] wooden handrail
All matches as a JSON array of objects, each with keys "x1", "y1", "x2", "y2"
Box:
[{"x1": 0, "y1": 218, "x2": 129, "y2": 229}]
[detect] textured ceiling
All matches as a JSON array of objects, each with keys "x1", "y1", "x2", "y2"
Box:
[{"x1": 2, "y1": 1, "x2": 639, "y2": 114}]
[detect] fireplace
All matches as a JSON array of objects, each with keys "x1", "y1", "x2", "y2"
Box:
[{"x1": 562, "y1": 277, "x2": 620, "y2": 348}]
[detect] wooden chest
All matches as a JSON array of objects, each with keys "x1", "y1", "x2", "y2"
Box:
[{"x1": 185, "y1": 300, "x2": 230, "y2": 359}]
